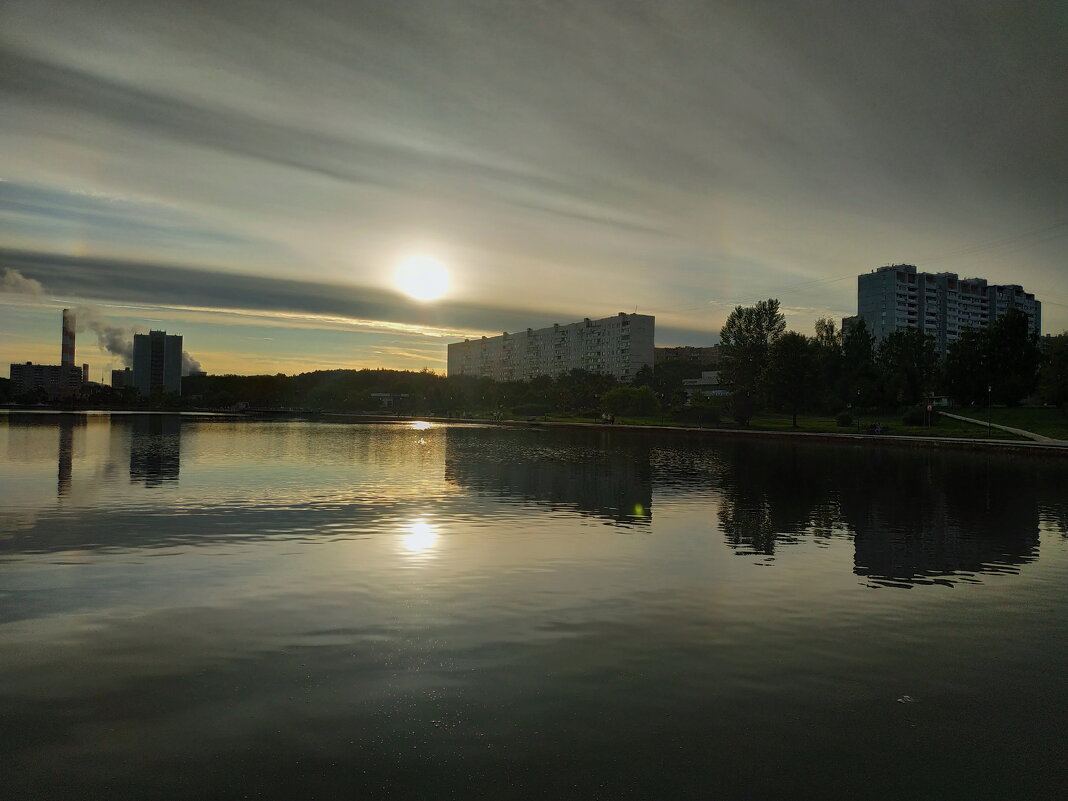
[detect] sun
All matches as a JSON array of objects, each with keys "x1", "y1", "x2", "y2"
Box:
[{"x1": 395, "y1": 255, "x2": 450, "y2": 301}]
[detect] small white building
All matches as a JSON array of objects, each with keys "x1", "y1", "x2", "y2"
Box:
[{"x1": 682, "y1": 371, "x2": 728, "y2": 401}]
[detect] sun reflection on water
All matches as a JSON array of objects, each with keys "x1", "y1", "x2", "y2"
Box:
[{"x1": 400, "y1": 519, "x2": 439, "y2": 555}]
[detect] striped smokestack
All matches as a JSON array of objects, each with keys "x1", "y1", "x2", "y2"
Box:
[{"x1": 61, "y1": 309, "x2": 76, "y2": 366}]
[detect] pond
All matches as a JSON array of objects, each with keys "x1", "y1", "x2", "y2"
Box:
[{"x1": 2, "y1": 413, "x2": 1066, "y2": 799}]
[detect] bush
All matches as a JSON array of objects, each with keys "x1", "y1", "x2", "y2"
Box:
[
  {"x1": 512, "y1": 403, "x2": 551, "y2": 417},
  {"x1": 835, "y1": 412, "x2": 853, "y2": 427},
  {"x1": 902, "y1": 407, "x2": 926, "y2": 426},
  {"x1": 602, "y1": 386, "x2": 661, "y2": 417},
  {"x1": 672, "y1": 405, "x2": 721, "y2": 425}
]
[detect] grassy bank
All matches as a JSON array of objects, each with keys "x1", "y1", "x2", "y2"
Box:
[
  {"x1": 541, "y1": 411, "x2": 1024, "y2": 440},
  {"x1": 944, "y1": 406, "x2": 1068, "y2": 440}
]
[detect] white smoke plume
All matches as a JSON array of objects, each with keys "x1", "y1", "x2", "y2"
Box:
[
  {"x1": 73, "y1": 306, "x2": 143, "y2": 366},
  {"x1": 182, "y1": 351, "x2": 202, "y2": 375},
  {"x1": 1, "y1": 268, "x2": 45, "y2": 296}
]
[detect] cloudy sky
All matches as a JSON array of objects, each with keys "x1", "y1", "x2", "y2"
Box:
[{"x1": 2, "y1": 0, "x2": 1066, "y2": 376}]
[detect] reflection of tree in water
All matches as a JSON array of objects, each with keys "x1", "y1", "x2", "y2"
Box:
[
  {"x1": 1037, "y1": 468, "x2": 1068, "y2": 536},
  {"x1": 713, "y1": 439, "x2": 1064, "y2": 587},
  {"x1": 716, "y1": 443, "x2": 849, "y2": 557},
  {"x1": 444, "y1": 426, "x2": 652, "y2": 526},
  {"x1": 129, "y1": 415, "x2": 181, "y2": 487},
  {"x1": 846, "y1": 452, "x2": 1042, "y2": 587}
]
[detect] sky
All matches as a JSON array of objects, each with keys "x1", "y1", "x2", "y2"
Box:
[{"x1": 2, "y1": 0, "x2": 1066, "y2": 377}]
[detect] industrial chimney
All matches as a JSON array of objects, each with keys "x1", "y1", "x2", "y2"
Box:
[{"x1": 61, "y1": 309, "x2": 76, "y2": 366}]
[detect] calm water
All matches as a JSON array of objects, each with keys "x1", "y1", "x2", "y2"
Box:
[{"x1": 2, "y1": 413, "x2": 1067, "y2": 799}]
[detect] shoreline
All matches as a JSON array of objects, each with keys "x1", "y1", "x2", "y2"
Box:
[
  {"x1": 481, "y1": 417, "x2": 1068, "y2": 456},
  {"x1": 4, "y1": 405, "x2": 1066, "y2": 456}
]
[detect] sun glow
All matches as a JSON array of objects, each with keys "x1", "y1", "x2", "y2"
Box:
[{"x1": 395, "y1": 255, "x2": 450, "y2": 301}]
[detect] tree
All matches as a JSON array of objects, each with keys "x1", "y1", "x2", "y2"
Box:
[
  {"x1": 945, "y1": 309, "x2": 1041, "y2": 407},
  {"x1": 720, "y1": 299, "x2": 786, "y2": 425},
  {"x1": 1039, "y1": 332, "x2": 1068, "y2": 410},
  {"x1": 987, "y1": 308, "x2": 1041, "y2": 406},
  {"x1": 842, "y1": 317, "x2": 878, "y2": 407},
  {"x1": 944, "y1": 327, "x2": 988, "y2": 406},
  {"x1": 634, "y1": 358, "x2": 704, "y2": 409},
  {"x1": 601, "y1": 385, "x2": 660, "y2": 417},
  {"x1": 877, "y1": 328, "x2": 937, "y2": 405},
  {"x1": 765, "y1": 331, "x2": 816, "y2": 427},
  {"x1": 557, "y1": 369, "x2": 616, "y2": 413},
  {"x1": 812, "y1": 317, "x2": 844, "y2": 411}
]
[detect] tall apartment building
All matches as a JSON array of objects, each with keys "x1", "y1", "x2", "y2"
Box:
[
  {"x1": 447, "y1": 313, "x2": 655, "y2": 382},
  {"x1": 133, "y1": 331, "x2": 183, "y2": 395},
  {"x1": 857, "y1": 265, "x2": 1041, "y2": 352}
]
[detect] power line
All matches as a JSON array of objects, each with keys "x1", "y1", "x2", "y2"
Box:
[
  {"x1": 918, "y1": 219, "x2": 1068, "y2": 265},
  {"x1": 641, "y1": 219, "x2": 1067, "y2": 317}
]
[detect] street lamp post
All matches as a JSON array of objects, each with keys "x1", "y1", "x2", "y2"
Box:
[{"x1": 987, "y1": 385, "x2": 992, "y2": 435}]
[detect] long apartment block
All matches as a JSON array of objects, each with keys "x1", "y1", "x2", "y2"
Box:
[{"x1": 447, "y1": 313, "x2": 655, "y2": 382}]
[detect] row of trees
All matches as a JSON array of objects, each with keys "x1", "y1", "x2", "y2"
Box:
[
  {"x1": 182, "y1": 367, "x2": 631, "y2": 417},
  {"x1": 720, "y1": 299, "x2": 1064, "y2": 425}
]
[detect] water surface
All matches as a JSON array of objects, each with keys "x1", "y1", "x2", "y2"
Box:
[{"x1": 2, "y1": 413, "x2": 1066, "y2": 799}]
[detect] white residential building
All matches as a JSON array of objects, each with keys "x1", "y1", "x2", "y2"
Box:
[
  {"x1": 447, "y1": 313, "x2": 655, "y2": 382},
  {"x1": 857, "y1": 264, "x2": 1041, "y2": 352}
]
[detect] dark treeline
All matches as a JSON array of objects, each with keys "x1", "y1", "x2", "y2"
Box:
[
  {"x1": 181, "y1": 367, "x2": 671, "y2": 418},
  {"x1": 720, "y1": 299, "x2": 1067, "y2": 426}
]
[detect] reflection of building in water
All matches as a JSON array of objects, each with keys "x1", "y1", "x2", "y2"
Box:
[
  {"x1": 129, "y1": 415, "x2": 181, "y2": 486},
  {"x1": 711, "y1": 440, "x2": 1050, "y2": 587},
  {"x1": 846, "y1": 457, "x2": 1040, "y2": 587},
  {"x1": 56, "y1": 414, "x2": 86, "y2": 496},
  {"x1": 444, "y1": 427, "x2": 652, "y2": 525}
]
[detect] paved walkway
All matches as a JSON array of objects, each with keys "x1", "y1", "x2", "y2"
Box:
[{"x1": 938, "y1": 411, "x2": 1062, "y2": 443}]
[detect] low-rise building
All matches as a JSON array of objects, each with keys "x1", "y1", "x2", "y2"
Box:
[
  {"x1": 112, "y1": 368, "x2": 134, "y2": 389},
  {"x1": 9, "y1": 362, "x2": 84, "y2": 398}
]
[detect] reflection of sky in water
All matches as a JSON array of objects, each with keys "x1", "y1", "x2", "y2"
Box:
[{"x1": 1, "y1": 414, "x2": 1068, "y2": 799}]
